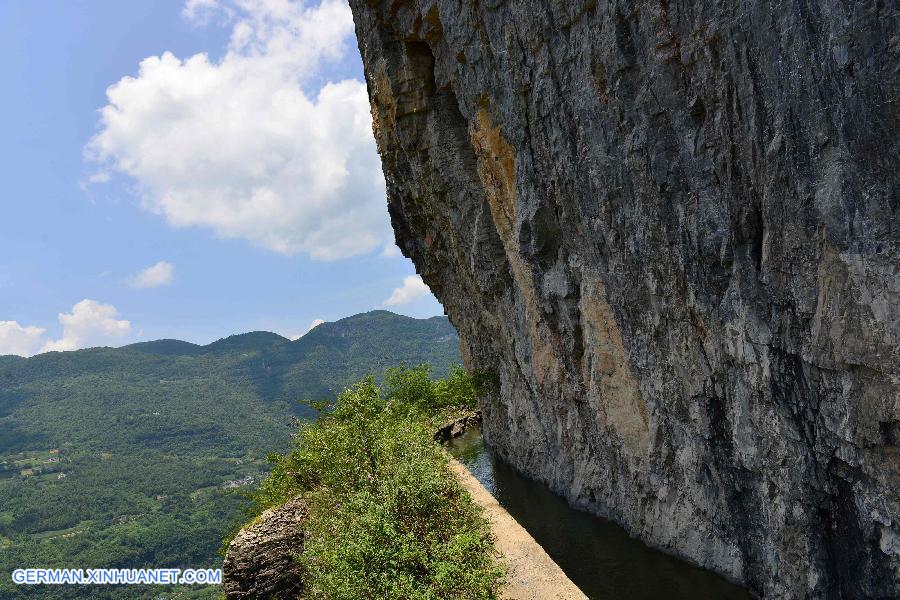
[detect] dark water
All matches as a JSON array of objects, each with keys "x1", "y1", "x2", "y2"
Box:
[{"x1": 449, "y1": 428, "x2": 750, "y2": 600}]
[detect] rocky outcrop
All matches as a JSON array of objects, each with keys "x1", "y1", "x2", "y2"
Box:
[
  {"x1": 348, "y1": 2, "x2": 899, "y2": 597},
  {"x1": 223, "y1": 496, "x2": 307, "y2": 599},
  {"x1": 434, "y1": 410, "x2": 483, "y2": 442}
]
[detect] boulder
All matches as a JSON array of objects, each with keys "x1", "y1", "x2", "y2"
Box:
[{"x1": 223, "y1": 496, "x2": 307, "y2": 599}]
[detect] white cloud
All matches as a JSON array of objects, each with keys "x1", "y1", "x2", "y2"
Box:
[
  {"x1": 0, "y1": 322, "x2": 47, "y2": 357},
  {"x1": 128, "y1": 261, "x2": 175, "y2": 289},
  {"x1": 40, "y1": 300, "x2": 133, "y2": 353},
  {"x1": 183, "y1": 0, "x2": 224, "y2": 23},
  {"x1": 384, "y1": 275, "x2": 431, "y2": 306},
  {"x1": 87, "y1": 172, "x2": 111, "y2": 184},
  {"x1": 289, "y1": 318, "x2": 325, "y2": 340},
  {"x1": 87, "y1": 0, "x2": 389, "y2": 260}
]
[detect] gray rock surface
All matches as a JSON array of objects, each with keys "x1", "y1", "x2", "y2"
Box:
[
  {"x1": 223, "y1": 496, "x2": 306, "y2": 599},
  {"x1": 434, "y1": 409, "x2": 483, "y2": 442},
  {"x1": 348, "y1": 1, "x2": 899, "y2": 597}
]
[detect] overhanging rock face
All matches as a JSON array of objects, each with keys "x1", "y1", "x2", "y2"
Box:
[{"x1": 347, "y1": 2, "x2": 899, "y2": 597}]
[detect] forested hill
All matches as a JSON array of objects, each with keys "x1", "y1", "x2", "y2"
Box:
[
  {"x1": 0, "y1": 310, "x2": 459, "y2": 455},
  {"x1": 0, "y1": 310, "x2": 460, "y2": 599}
]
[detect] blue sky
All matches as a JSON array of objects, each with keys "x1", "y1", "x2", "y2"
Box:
[{"x1": 0, "y1": 0, "x2": 442, "y2": 355}]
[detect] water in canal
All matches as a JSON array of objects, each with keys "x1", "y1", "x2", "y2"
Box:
[{"x1": 449, "y1": 427, "x2": 750, "y2": 600}]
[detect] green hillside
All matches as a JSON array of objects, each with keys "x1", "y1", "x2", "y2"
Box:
[{"x1": 0, "y1": 311, "x2": 461, "y2": 599}]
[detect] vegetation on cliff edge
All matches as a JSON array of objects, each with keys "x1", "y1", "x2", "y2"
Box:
[
  {"x1": 249, "y1": 365, "x2": 504, "y2": 599},
  {"x1": 0, "y1": 311, "x2": 460, "y2": 600}
]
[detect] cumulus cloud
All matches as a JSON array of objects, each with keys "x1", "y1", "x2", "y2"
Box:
[
  {"x1": 87, "y1": 172, "x2": 111, "y2": 184},
  {"x1": 381, "y1": 243, "x2": 402, "y2": 258},
  {"x1": 40, "y1": 300, "x2": 133, "y2": 353},
  {"x1": 288, "y1": 318, "x2": 325, "y2": 340},
  {"x1": 87, "y1": 0, "x2": 389, "y2": 259},
  {"x1": 0, "y1": 322, "x2": 47, "y2": 357},
  {"x1": 384, "y1": 275, "x2": 431, "y2": 306},
  {"x1": 182, "y1": 0, "x2": 225, "y2": 23},
  {"x1": 128, "y1": 261, "x2": 175, "y2": 289}
]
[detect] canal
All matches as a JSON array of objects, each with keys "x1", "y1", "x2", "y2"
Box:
[{"x1": 449, "y1": 427, "x2": 750, "y2": 600}]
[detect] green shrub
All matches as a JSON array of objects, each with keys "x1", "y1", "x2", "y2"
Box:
[
  {"x1": 250, "y1": 367, "x2": 503, "y2": 599},
  {"x1": 383, "y1": 363, "x2": 478, "y2": 419}
]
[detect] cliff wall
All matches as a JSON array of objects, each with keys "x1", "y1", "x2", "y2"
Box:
[{"x1": 348, "y1": 1, "x2": 899, "y2": 597}]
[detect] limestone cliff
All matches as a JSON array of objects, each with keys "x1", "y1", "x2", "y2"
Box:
[{"x1": 348, "y1": 1, "x2": 899, "y2": 597}]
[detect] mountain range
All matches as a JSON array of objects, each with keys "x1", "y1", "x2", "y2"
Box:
[{"x1": 0, "y1": 310, "x2": 461, "y2": 599}]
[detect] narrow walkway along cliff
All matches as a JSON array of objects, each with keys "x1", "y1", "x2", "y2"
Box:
[
  {"x1": 450, "y1": 458, "x2": 588, "y2": 600},
  {"x1": 348, "y1": 1, "x2": 900, "y2": 597}
]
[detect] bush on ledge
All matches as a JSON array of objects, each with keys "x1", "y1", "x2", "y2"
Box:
[{"x1": 246, "y1": 365, "x2": 503, "y2": 599}]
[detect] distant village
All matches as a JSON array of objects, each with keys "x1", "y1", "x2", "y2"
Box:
[
  {"x1": 221, "y1": 475, "x2": 255, "y2": 490},
  {"x1": 0, "y1": 448, "x2": 66, "y2": 480}
]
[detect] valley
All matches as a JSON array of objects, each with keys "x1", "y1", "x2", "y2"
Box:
[{"x1": 0, "y1": 311, "x2": 460, "y2": 599}]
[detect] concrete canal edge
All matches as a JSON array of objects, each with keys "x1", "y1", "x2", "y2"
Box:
[{"x1": 449, "y1": 458, "x2": 588, "y2": 600}]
